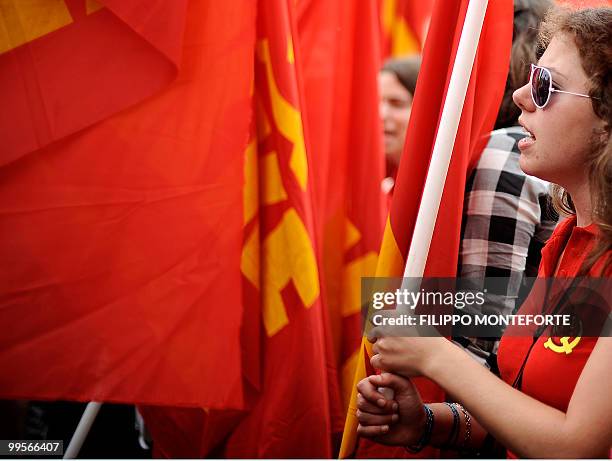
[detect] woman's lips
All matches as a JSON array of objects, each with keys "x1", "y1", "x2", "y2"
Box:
[
  {"x1": 517, "y1": 120, "x2": 536, "y2": 151},
  {"x1": 518, "y1": 136, "x2": 535, "y2": 151}
]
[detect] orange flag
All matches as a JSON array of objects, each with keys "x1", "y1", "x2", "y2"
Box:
[
  {"x1": 341, "y1": 0, "x2": 513, "y2": 457},
  {"x1": 297, "y1": 0, "x2": 386, "y2": 416},
  {"x1": 0, "y1": 0, "x2": 256, "y2": 409}
]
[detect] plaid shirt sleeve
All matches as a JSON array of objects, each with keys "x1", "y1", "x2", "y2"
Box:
[{"x1": 458, "y1": 126, "x2": 558, "y2": 322}]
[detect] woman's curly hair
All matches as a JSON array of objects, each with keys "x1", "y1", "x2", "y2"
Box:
[{"x1": 537, "y1": 7, "x2": 612, "y2": 273}]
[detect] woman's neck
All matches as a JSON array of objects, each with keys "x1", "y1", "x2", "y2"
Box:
[{"x1": 567, "y1": 182, "x2": 592, "y2": 227}]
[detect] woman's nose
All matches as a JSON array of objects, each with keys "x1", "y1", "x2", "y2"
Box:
[{"x1": 512, "y1": 82, "x2": 535, "y2": 112}]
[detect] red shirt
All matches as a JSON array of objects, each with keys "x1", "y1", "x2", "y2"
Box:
[{"x1": 497, "y1": 216, "x2": 610, "y2": 458}]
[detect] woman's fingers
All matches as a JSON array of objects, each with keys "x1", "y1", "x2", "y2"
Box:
[
  {"x1": 370, "y1": 372, "x2": 415, "y2": 394},
  {"x1": 370, "y1": 353, "x2": 389, "y2": 371},
  {"x1": 356, "y1": 409, "x2": 398, "y2": 426},
  {"x1": 356, "y1": 377, "x2": 386, "y2": 404},
  {"x1": 357, "y1": 393, "x2": 397, "y2": 415},
  {"x1": 356, "y1": 380, "x2": 396, "y2": 412},
  {"x1": 357, "y1": 423, "x2": 390, "y2": 438},
  {"x1": 367, "y1": 326, "x2": 383, "y2": 343}
]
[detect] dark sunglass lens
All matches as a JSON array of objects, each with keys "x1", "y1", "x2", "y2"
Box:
[{"x1": 532, "y1": 67, "x2": 550, "y2": 107}]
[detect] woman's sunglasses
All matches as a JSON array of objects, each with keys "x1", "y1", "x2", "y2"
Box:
[{"x1": 529, "y1": 64, "x2": 593, "y2": 109}]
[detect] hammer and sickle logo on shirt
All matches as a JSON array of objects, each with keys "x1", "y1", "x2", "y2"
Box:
[{"x1": 543, "y1": 336, "x2": 581, "y2": 354}]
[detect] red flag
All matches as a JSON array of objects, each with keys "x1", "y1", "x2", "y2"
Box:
[
  {"x1": 141, "y1": 0, "x2": 341, "y2": 457},
  {"x1": 378, "y1": 0, "x2": 435, "y2": 58},
  {"x1": 341, "y1": 0, "x2": 513, "y2": 457},
  {"x1": 0, "y1": 0, "x2": 256, "y2": 409},
  {"x1": 297, "y1": 0, "x2": 386, "y2": 415},
  {"x1": 222, "y1": 0, "x2": 338, "y2": 456},
  {"x1": 0, "y1": 0, "x2": 187, "y2": 167}
]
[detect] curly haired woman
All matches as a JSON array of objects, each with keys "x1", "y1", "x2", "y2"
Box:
[{"x1": 356, "y1": 7, "x2": 612, "y2": 458}]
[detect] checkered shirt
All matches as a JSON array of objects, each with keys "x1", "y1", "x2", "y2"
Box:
[{"x1": 456, "y1": 126, "x2": 558, "y2": 358}]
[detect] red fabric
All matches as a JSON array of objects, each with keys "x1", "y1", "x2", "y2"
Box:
[
  {"x1": 220, "y1": 1, "x2": 336, "y2": 456},
  {"x1": 139, "y1": 1, "x2": 343, "y2": 456},
  {"x1": 377, "y1": 0, "x2": 435, "y2": 59},
  {"x1": 498, "y1": 217, "x2": 611, "y2": 459},
  {"x1": 389, "y1": 0, "x2": 512, "y2": 275},
  {"x1": 297, "y1": 0, "x2": 385, "y2": 418},
  {"x1": 396, "y1": 0, "x2": 436, "y2": 49},
  {"x1": 536, "y1": 217, "x2": 610, "y2": 277},
  {"x1": 0, "y1": 0, "x2": 255, "y2": 409},
  {"x1": 336, "y1": 0, "x2": 386, "y2": 371},
  {"x1": 137, "y1": 407, "x2": 245, "y2": 459},
  {"x1": 355, "y1": 0, "x2": 513, "y2": 457},
  {"x1": 0, "y1": 0, "x2": 187, "y2": 167}
]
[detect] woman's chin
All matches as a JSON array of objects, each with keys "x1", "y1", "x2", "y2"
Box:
[
  {"x1": 518, "y1": 154, "x2": 543, "y2": 180},
  {"x1": 518, "y1": 153, "x2": 532, "y2": 175}
]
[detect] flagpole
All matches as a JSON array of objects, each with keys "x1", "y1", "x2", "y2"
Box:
[
  {"x1": 402, "y1": 0, "x2": 488, "y2": 282},
  {"x1": 396, "y1": 0, "x2": 489, "y2": 316},
  {"x1": 63, "y1": 402, "x2": 102, "y2": 459},
  {"x1": 379, "y1": 0, "x2": 490, "y2": 437},
  {"x1": 341, "y1": 1, "x2": 492, "y2": 456}
]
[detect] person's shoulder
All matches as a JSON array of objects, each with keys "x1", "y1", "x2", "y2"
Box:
[
  {"x1": 486, "y1": 126, "x2": 525, "y2": 149},
  {"x1": 472, "y1": 128, "x2": 519, "y2": 174},
  {"x1": 476, "y1": 127, "x2": 523, "y2": 169},
  {"x1": 478, "y1": 127, "x2": 550, "y2": 189}
]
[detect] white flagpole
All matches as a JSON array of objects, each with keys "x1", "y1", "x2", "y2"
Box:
[
  {"x1": 379, "y1": 0, "x2": 490, "y2": 400},
  {"x1": 403, "y1": 0, "x2": 489, "y2": 282},
  {"x1": 395, "y1": 0, "x2": 489, "y2": 316},
  {"x1": 63, "y1": 401, "x2": 102, "y2": 459}
]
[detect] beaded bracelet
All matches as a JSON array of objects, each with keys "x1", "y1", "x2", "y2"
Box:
[
  {"x1": 444, "y1": 402, "x2": 460, "y2": 447},
  {"x1": 405, "y1": 404, "x2": 434, "y2": 453},
  {"x1": 455, "y1": 403, "x2": 472, "y2": 450}
]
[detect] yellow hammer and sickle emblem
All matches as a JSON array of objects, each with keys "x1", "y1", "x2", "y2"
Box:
[{"x1": 543, "y1": 336, "x2": 581, "y2": 354}]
